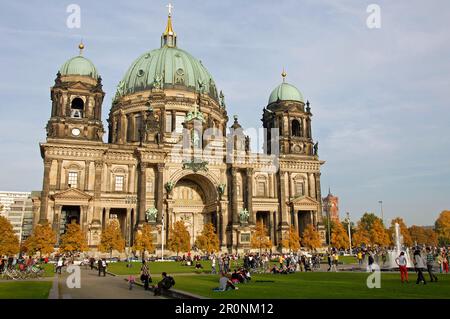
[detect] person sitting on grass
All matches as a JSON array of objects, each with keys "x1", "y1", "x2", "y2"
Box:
[
  {"x1": 195, "y1": 261, "x2": 203, "y2": 271},
  {"x1": 270, "y1": 264, "x2": 279, "y2": 274},
  {"x1": 213, "y1": 272, "x2": 238, "y2": 291},
  {"x1": 153, "y1": 272, "x2": 176, "y2": 296}
]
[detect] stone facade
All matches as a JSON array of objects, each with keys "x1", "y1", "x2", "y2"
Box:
[{"x1": 33, "y1": 14, "x2": 326, "y2": 254}]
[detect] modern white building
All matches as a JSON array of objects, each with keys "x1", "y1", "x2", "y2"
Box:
[{"x1": 0, "y1": 191, "x2": 33, "y2": 242}]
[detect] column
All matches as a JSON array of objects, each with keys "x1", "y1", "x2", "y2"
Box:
[
  {"x1": 156, "y1": 163, "x2": 165, "y2": 223},
  {"x1": 272, "y1": 210, "x2": 277, "y2": 246},
  {"x1": 53, "y1": 204, "x2": 62, "y2": 243},
  {"x1": 93, "y1": 161, "x2": 103, "y2": 221},
  {"x1": 246, "y1": 168, "x2": 254, "y2": 224},
  {"x1": 315, "y1": 173, "x2": 323, "y2": 221},
  {"x1": 106, "y1": 163, "x2": 112, "y2": 192},
  {"x1": 84, "y1": 161, "x2": 90, "y2": 191},
  {"x1": 231, "y1": 167, "x2": 239, "y2": 224},
  {"x1": 39, "y1": 158, "x2": 52, "y2": 223},
  {"x1": 269, "y1": 211, "x2": 274, "y2": 242},
  {"x1": 126, "y1": 208, "x2": 132, "y2": 247},
  {"x1": 81, "y1": 205, "x2": 88, "y2": 232},
  {"x1": 293, "y1": 209, "x2": 299, "y2": 232},
  {"x1": 138, "y1": 162, "x2": 147, "y2": 224},
  {"x1": 104, "y1": 208, "x2": 111, "y2": 229},
  {"x1": 128, "y1": 164, "x2": 134, "y2": 193},
  {"x1": 307, "y1": 173, "x2": 312, "y2": 197},
  {"x1": 278, "y1": 171, "x2": 287, "y2": 225},
  {"x1": 56, "y1": 159, "x2": 63, "y2": 190}
]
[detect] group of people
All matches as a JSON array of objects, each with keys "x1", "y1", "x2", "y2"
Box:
[
  {"x1": 125, "y1": 261, "x2": 175, "y2": 296},
  {"x1": 395, "y1": 246, "x2": 448, "y2": 285},
  {"x1": 0, "y1": 255, "x2": 41, "y2": 273}
]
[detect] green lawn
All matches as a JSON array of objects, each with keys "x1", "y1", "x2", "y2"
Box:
[
  {"x1": 172, "y1": 272, "x2": 450, "y2": 299},
  {"x1": 107, "y1": 260, "x2": 229, "y2": 275},
  {"x1": 0, "y1": 281, "x2": 52, "y2": 299}
]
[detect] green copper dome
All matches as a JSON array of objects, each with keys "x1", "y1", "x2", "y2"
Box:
[
  {"x1": 116, "y1": 46, "x2": 218, "y2": 100},
  {"x1": 59, "y1": 56, "x2": 98, "y2": 79},
  {"x1": 268, "y1": 82, "x2": 304, "y2": 104}
]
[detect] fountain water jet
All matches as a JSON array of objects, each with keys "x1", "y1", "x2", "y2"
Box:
[{"x1": 387, "y1": 222, "x2": 413, "y2": 269}]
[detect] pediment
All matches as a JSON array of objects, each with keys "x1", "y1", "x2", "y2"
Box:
[
  {"x1": 69, "y1": 81, "x2": 91, "y2": 91},
  {"x1": 289, "y1": 195, "x2": 319, "y2": 208},
  {"x1": 52, "y1": 188, "x2": 92, "y2": 201}
]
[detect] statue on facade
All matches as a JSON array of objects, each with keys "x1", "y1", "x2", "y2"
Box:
[
  {"x1": 239, "y1": 208, "x2": 249, "y2": 224},
  {"x1": 219, "y1": 90, "x2": 226, "y2": 109},
  {"x1": 153, "y1": 74, "x2": 163, "y2": 89},
  {"x1": 313, "y1": 142, "x2": 319, "y2": 156},
  {"x1": 245, "y1": 135, "x2": 250, "y2": 152},
  {"x1": 145, "y1": 207, "x2": 157, "y2": 223}
]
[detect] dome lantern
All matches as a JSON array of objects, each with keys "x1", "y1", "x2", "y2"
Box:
[{"x1": 161, "y1": 3, "x2": 177, "y2": 48}]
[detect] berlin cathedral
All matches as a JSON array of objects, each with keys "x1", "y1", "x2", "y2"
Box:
[{"x1": 32, "y1": 9, "x2": 326, "y2": 254}]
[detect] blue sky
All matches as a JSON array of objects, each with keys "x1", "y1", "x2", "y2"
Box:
[{"x1": 0, "y1": 0, "x2": 449, "y2": 226}]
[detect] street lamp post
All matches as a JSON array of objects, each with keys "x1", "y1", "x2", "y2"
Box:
[
  {"x1": 378, "y1": 200, "x2": 384, "y2": 225},
  {"x1": 345, "y1": 212, "x2": 352, "y2": 255}
]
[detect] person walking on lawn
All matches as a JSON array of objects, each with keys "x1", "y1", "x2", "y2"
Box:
[
  {"x1": 414, "y1": 249, "x2": 427, "y2": 285},
  {"x1": 426, "y1": 247, "x2": 438, "y2": 282},
  {"x1": 140, "y1": 261, "x2": 151, "y2": 291}
]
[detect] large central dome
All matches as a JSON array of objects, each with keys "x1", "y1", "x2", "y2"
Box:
[{"x1": 115, "y1": 14, "x2": 218, "y2": 101}]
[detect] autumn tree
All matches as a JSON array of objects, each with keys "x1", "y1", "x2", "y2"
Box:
[
  {"x1": 250, "y1": 221, "x2": 272, "y2": 255},
  {"x1": 409, "y1": 225, "x2": 438, "y2": 246},
  {"x1": 301, "y1": 224, "x2": 322, "y2": 250},
  {"x1": 435, "y1": 210, "x2": 450, "y2": 245},
  {"x1": 389, "y1": 217, "x2": 412, "y2": 246},
  {"x1": 23, "y1": 222, "x2": 56, "y2": 257},
  {"x1": 369, "y1": 219, "x2": 391, "y2": 247},
  {"x1": 281, "y1": 226, "x2": 300, "y2": 252},
  {"x1": 133, "y1": 223, "x2": 155, "y2": 259},
  {"x1": 0, "y1": 216, "x2": 20, "y2": 256},
  {"x1": 352, "y1": 222, "x2": 370, "y2": 247},
  {"x1": 195, "y1": 223, "x2": 219, "y2": 254},
  {"x1": 59, "y1": 221, "x2": 88, "y2": 255},
  {"x1": 98, "y1": 219, "x2": 125, "y2": 258},
  {"x1": 167, "y1": 221, "x2": 191, "y2": 256},
  {"x1": 331, "y1": 221, "x2": 349, "y2": 249}
]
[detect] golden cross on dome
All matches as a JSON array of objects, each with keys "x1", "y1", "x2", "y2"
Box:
[{"x1": 166, "y1": 3, "x2": 174, "y2": 16}]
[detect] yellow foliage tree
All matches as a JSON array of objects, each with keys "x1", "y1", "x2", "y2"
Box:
[
  {"x1": 195, "y1": 223, "x2": 219, "y2": 254},
  {"x1": 167, "y1": 221, "x2": 191, "y2": 256},
  {"x1": 23, "y1": 222, "x2": 56, "y2": 257},
  {"x1": 133, "y1": 223, "x2": 155, "y2": 258},
  {"x1": 251, "y1": 221, "x2": 272, "y2": 254},
  {"x1": 59, "y1": 221, "x2": 88, "y2": 255},
  {"x1": 409, "y1": 225, "x2": 438, "y2": 246},
  {"x1": 0, "y1": 216, "x2": 20, "y2": 256},
  {"x1": 369, "y1": 219, "x2": 391, "y2": 247},
  {"x1": 435, "y1": 210, "x2": 450, "y2": 245},
  {"x1": 352, "y1": 222, "x2": 370, "y2": 247},
  {"x1": 301, "y1": 224, "x2": 322, "y2": 250},
  {"x1": 389, "y1": 217, "x2": 413, "y2": 246},
  {"x1": 331, "y1": 221, "x2": 349, "y2": 249},
  {"x1": 98, "y1": 219, "x2": 125, "y2": 258},
  {"x1": 281, "y1": 226, "x2": 300, "y2": 252}
]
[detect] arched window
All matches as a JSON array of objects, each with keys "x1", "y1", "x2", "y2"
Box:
[
  {"x1": 292, "y1": 119, "x2": 302, "y2": 137},
  {"x1": 70, "y1": 97, "x2": 84, "y2": 118}
]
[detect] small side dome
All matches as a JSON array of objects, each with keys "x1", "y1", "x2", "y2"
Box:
[
  {"x1": 268, "y1": 82, "x2": 304, "y2": 105},
  {"x1": 59, "y1": 55, "x2": 98, "y2": 79}
]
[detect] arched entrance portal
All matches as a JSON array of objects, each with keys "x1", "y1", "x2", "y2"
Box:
[{"x1": 171, "y1": 174, "x2": 218, "y2": 248}]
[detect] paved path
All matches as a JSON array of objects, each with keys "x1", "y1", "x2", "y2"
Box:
[{"x1": 55, "y1": 268, "x2": 165, "y2": 299}]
